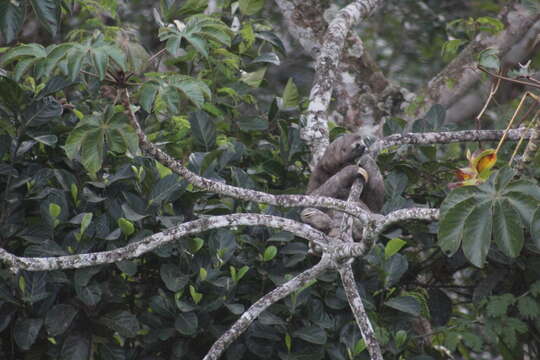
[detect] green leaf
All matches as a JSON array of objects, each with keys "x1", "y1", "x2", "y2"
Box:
[
  {"x1": 462, "y1": 201, "x2": 493, "y2": 268},
  {"x1": 237, "y1": 266, "x2": 249, "y2": 281},
  {"x1": 199, "y1": 267, "x2": 207, "y2": 281},
  {"x1": 117, "y1": 217, "x2": 135, "y2": 236},
  {"x1": 80, "y1": 128, "x2": 104, "y2": 174},
  {"x1": 263, "y1": 245, "x2": 277, "y2": 262},
  {"x1": 478, "y1": 48, "x2": 500, "y2": 70},
  {"x1": 92, "y1": 48, "x2": 108, "y2": 80},
  {"x1": 187, "y1": 237, "x2": 204, "y2": 253},
  {"x1": 493, "y1": 199, "x2": 523, "y2": 258},
  {"x1": 237, "y1": 117, "x2": 268, "y2": 131},
  {"x1": 1, "y1": 43, "x2": 47, "y2": 66},
  {"x1": 49, "y1": 203, "x2": 61, "y2": 218},
  {"x1": 29, "y1": 0, "x2": 60, "y2": 36},
  {"x1": 0, "y1": 0, "x2": 24, "y2": 43},
  {"x1": 255, "y1": 31, "x2": 286, "y2": 55},
  {"x1": 0, "y1": 75, "x2": 28, "y2": 112},
  {"x1": 385, "y1": 295, "x2": 422, "y2": 316},
  {"x1": 251, "y1": 52, "x2": 280, "y2": 66},
  {"x1": 80, "y1": 212, "x2": 93, "y2": 237},
  {"x1": 384, "y1": 253, "x2": 408, "y2": 287},
  {"x1": 101, "y1": 311, "x2": 140, "y2": 338},
  {"x1": 189, "y1": 110, "x2": 216, "y2": 151},
  {"x1": 175, "y1": 312, "x2": 198, "y2": 336},
  {"x1": 438, "y1": 197, "x2": 477, "y2": 256},
  {"x1": 531, "y1": 208, "x2": 540, "y2": 249},
  {"x1": 441, "y1": 39, "x2": 467, "y2": 58},
  {"x1": 241, "y1": 67, "x2": 266, "y2": 88},
  {"x1": 139, "y1": 82, "x2": 159, "y2": 112},
  {"x1": 395, "y1": 330, "x2": 407, "y2": 348},
  {"x1": 385, "y1": 238, "x2": 407, "y2": 259},
  {"x1": 14, "y1": 318, "x2": 43, "y2": 350},
  {"x1": 45, "y1": 304, "x2": 78, "y2": 336},
  {"x1": 517, "y1": 296, "x2": 539, "y2": 319},
  {"x1": 486, "y1": 294, "x2": 514, "y2": 317},
  {"x1": 76, "y1": 283, "x2": 102, "y2": 306},
  {"x1": 60, "y1": 334, "x2": 90, "y2": 360},
  {"x1": 239, "y1": 0, "x2": 264, "y2": 15},
  {"x1": 281, "y1": 78, "x2": 299, "y2": 110},
  {"x1": 189, "y1": 285, "x2": 203, "y2": 304},
  {"x1": 172, "y1": 76, "x2": 211, "y2": 108},
  {"x1": 477, "y1": 17, "x2": 504, "y2": 33},
  {"x1": 293, "y1": 326, "x2": 327, "y2": 345},
  {"x1": 149, "y1": 174, "x2": 183, "y2": 205}
]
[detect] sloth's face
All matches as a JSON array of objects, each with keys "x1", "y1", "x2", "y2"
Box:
[{"x1": 342, "y1": 139, "x2": 366, "y2": 163}]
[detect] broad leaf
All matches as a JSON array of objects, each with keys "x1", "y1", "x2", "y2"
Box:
[
  {"x1": 0, "y1": 0, "x2": 24, "y2": 43},
  {"x1": 29, "y1": 0, "x2": 60, "y2": 36},
  {"x1": 385, "y1": 296, "x2": 421, "y2": 316},
  {"x1": 189, "y1": 110, "x2": 216, "y2": 151}
]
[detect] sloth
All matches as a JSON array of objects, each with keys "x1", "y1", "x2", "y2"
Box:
[{"x1": 302, "y1": 133, "x2": 385, "y2": 248}]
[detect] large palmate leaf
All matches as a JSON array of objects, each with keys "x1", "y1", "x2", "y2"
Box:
[
  {"x1": 1, "y1": 35, "x2": 126, "y2": 81},
  {"x1": 158, "y1": 14, "x2": 232, "y2": 58},
  {"x1": 139, "y1": 75, "x2": 211, "y2": 113},
  {"x1": 438, "y1": 167, "x2": 540, "y2": 267},
  {"x1": 63, "y1": 106, "x2": 139, "y2": 174}
]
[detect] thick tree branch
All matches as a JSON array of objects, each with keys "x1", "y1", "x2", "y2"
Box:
[
  {"x1": 371, "y1": 128, "x2": 535, "y2": 155},
  {"x1": 339, "y1": 265, "x2": 383, "y2": 360},
  {"x1": 336, "y1": 178, "x2": 384, "y2": 360},
  {"x1": 275, "y1": 0, "x2": 395, "y2": 134},
  {"x1": 123, "y1": 93, "x2": 372, "y2": 222},
  {"x1": 300, "y1": 0, "x2": 383, "y2": 164},
  {"x1": 203, "y1": 254, "x2": 332, "y2": 360},
  {"x1": 366, "y1": 208, "x2": 440, "y2": 241},
  {"x1": 0, "y1": 214, "x2": 329, "y2": 272}
]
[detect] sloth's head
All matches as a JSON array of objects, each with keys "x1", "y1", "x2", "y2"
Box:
[{"x1": 340, "y1": 134, "x2": 366, "y2": 164}]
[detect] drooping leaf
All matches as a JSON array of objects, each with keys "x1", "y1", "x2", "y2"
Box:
[
  {"x1": 0, "y1": 0, "x2": 25, "y2": 43},
  {"x1": 175, "y1": 312, "x2": 198, "y2": 336},
  {"x1": 101, "y1": 311, "x2": 140, "y2": 338},
  {"x1": 60, "y1": 334, "x2": 91, "y2": 360},
  {"x1": 281, "y1": 78, "x2": 299, "y2": 111},
  {"x1": 493, "y1": 199, "x2": 524, "y2": 258},
  {"x1": 385, "y1": 296, "x2": 422, "y2": 316},
  {"x1": 293, "y1": 326, "x2": 327, "y2": 345},
  {"x1": 29, "y1": 0, "x2": 60, "y2": 36},
  {"x1": 14, "y1": 318, "x2": 43, "y2": 350},
  {"x1": 45, "y1": 304, "x2": 78, "y2": 336},
  {"x1": 461, "y1": 200, "x2": 492, "y2": 268},
  {"x1": 189, "y1": 110, "x2": 216, "y2": 151}
]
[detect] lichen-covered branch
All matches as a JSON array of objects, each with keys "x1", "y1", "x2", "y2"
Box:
[
  {"x1": 300, "y1": 0, "x2": 383, "y2": 164},
  {"x1": 203, "y1": 254, "x2": 332, "y2": 360},
  {"x1": 0, "y1": 214, "x2": 329, "y2": 272},
  {"x1": 335, "y1": 178, "x2": 384, "y2": 360},
  {"x1": 339, "y1": 265, "x2": 383, "y2": 360},
  {"x1": 371, "y1": 128, "x2": 535, "y2": 155},
  {"x1": 275, "y1": 0, "x2": 395, "y2": 134},
  {"x1": 365, "y1": 208, "x2": 440, "y2": 241},
  {"x1": 123, "y1": 92, "x2": 371, "y2": 222}
]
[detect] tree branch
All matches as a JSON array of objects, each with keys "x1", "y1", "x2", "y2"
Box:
[
  {"x1": 123, "y1": 91, "x2": 371, "y2": 222},
  {"x1": 0, "y1": 214, "x2": 329, "y2": 272},
  {"x1": 300, "y1": 0, "x2": 383, "y2": 164},
  {"x1": 371, "y1": 128, "x2": 535, "y2": 155},
  {"x1": 203, "y1": 254, "x2": 332, "y2": 360}
]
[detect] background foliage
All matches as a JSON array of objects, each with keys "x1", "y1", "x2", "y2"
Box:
[{"x1": 1, "y1": 0, "x2": 540, "y2": 359}]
